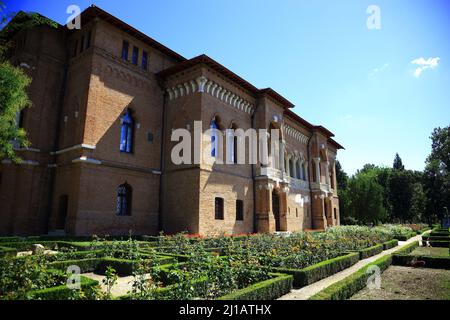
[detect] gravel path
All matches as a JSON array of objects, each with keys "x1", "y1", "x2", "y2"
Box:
[
  {"x1": 82, "y1": 273, "x2": 151, "y2": 297},
  {"x1": 278, "y1": 234, "x2": 423, "y2": 300}
]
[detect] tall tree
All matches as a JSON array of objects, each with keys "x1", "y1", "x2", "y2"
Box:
[
  {"x1": 346, "y1": 168, "x2": 387, "y2": 224},
  {"x1": 335, "y1": 160, "x2": 349, "y2": 221},
  {"x1": 423, "y1": 126, "x2": 450, "y2": 223},
  {"x1": 0, "y1": 5, "x2": 57, "y2": 162},
  {"x1": 393, "y1": 153, "x2": 405, "y2": 171}
]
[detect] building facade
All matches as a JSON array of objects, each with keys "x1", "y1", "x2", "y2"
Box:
[{"x1": 0, "y1": 6, "x2": 343, "y2": 236}]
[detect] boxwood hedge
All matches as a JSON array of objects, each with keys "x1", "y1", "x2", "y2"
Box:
[
  {"x1": 382, "y1": 240, "x2": 398, "y2": 250},
  {"x1": 392, "y1": 254, "x2": 450, "y2": 269},
  {"x1": 309, "y1": 241, "x2": 420, "y2": 300},
  {"x1": 271, "y1": 252, "x2": 360, "y2": 288},
  {"x1": 27, "y1": 276, "x2": 99, "y2": 300},
  {"x1": 356, "y1": 244, "x2": 383, "y2": 259},
  {"x1": 217, "y1": 273, "x2": 293, "y2": 300}
]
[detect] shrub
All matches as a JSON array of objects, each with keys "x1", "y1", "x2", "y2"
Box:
[
  {"x1": 383, "y1": 239, "x2": 398, "y2": 250},
  {"x1": 271, "y1": 252, "x2": 359, "y2": 288},
  {"x1": 356, "y1": 244, "x2": 383, "y2": 259},
  {"x1": 309, "y1": 254, "x2": 392, "y2": 300},
  {"x1": 392, "y1": 255, "x2": 450, "y2": 269},
  {"x1": 28, "y1": 276, "x2": 99, "y2": 300},
  {"x1": 0, "y1": 246, "x2": 17, "y2": 258},
  {"x1": 310, "y1": 242, "x2": 419, "y2": 300},
  {"x1": 217, "y1": 273, "x2": 293, "y2": 300}
]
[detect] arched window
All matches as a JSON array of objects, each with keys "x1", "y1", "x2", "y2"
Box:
[
  {"x1": 120, "y1": 109, "x2": 134, "y2": 153},
  {"x1": 211, "y1": 119, "x2": 219, "y2": 157},
  {"x1": 117, "y1": 183, "x2": 132, "y2": 216},
  {"x1": 302, "y1": 163, "x2": 307, "y2": 180},
  {"x1": 296, "y1": 161, "x2": 301, "y2": 179}
]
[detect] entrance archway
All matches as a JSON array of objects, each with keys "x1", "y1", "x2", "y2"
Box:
[{"x1": 272, "y1": 190, "x2": 281, "y2": 231}]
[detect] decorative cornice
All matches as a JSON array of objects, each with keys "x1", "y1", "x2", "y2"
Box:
[
  {"x1": 72, "y1": 156, "x2": 102, "y2": 165},
  {"x1": 52, "y1": 144, "x2": 96, "y2": 155},
  {"x1": 166, "y1": 76, "x2": 255, "y2": 115},
  {"x1": 284, "y1": 124, "x2": 309, "y2": 144}
]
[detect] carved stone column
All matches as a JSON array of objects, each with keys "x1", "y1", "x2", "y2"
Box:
[
  {"x1": 313, "y1": 158, "x2": 321, "y2": 183},
  {"x1": 279, "y1": 140, "x2": 286, "y2": 173},
  {"x1": 292, "y1": 158, "x2": 298, "y2": 179},
  {"x1": 325, "y1": 161, "x2": 331, "y2": 186}
]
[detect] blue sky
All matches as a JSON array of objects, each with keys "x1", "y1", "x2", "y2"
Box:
[{"x1": 3, "y1": 0, "x2": 449, "y2": 175}]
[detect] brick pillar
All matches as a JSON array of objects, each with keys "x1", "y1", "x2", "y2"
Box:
[
  {"x1": 255, "y1": 180, "x2": 273, "y2": 233},
  {"x1": 311, "y1": 193, "x2": 327, "y2": 230},
  {"x1": 278, "y1": 183, "x2": 289, "y2": 231}
]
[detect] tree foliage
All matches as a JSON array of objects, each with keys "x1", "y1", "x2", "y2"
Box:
[
  {"x1": 339, "y1": 126, "x2": 450, "y2": 226},
  {"x1": 0, "y1": 3, "x2": 57, "y2": 162}
]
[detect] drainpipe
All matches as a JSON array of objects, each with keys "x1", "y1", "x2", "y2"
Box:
[
  {"x1": 251, "y1": 99, "x2": 261, "y2": 234},
  {"x1": 157, "y1": 83, "x2": 167, "y2": 234},
  {"x1": 307, "y1": 132, "x2": 314, "y2": 229}
]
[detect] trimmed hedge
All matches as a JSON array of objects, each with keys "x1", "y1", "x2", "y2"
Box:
[
  {"x1": 271, "y1": 252, "x2": 360, "y2": 288},
  {"x1": 119, "y1": 276, "x2": 209, "y2": 300},
  {"x1": 48, "y1": 255, "x2": 176, "y2": 276},
  {"x1": 393, "y1": 241, "x2": 420, "y2": 255},
  {"x1": 356, "y1": 244, "x2": 383, "y2": 259},
  {"x1": 0, "y1": 245, "x2": 17, "y2": 258},
  {"x1": 27, "y1": 276, "x2": 99, "y2": 300},
  {"x1": 396, "y1": 232, "x2": 417, "y2": 241},
  {"x1": 309, "y1": 254, "x2": 392, "y2": 300},
  {"x1": 383, "y1": 240, "x2": 398, "y2": 250},
  {"x1": 217, "y1": 273, "x2": 293, "y2": 300},
  {"x1": 392, "y1": 255, "x2": 450, "y2": 269},
  {"x1": 421, "y1": 240, "x2": 450, "y2": 248},
  {"x1": 422, "y1": 235, "x2": 450, "y2": 241},
  {"x1": 309, "y1": 242, "x2": 420, "y2": 300}
]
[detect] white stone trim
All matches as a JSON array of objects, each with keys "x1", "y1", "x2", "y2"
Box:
[
  {"x1": 284, "y1": 124, "x2": 309, "y2": 144},
  {"x1": 14, "y1": 147, "x2": 41, "y2": 153},
  {"x1": 1, "y1": 159, "x2": 39, "y2": 166},
  {"x1": 71, "y1": 156, "x2": 102, "y2": 165},
  {"x1": 52, "y1": 144, "x2": 96, "y2": 155},
  {"x1": 166, "y1": 76, "x2": 255, "y2": 115}
]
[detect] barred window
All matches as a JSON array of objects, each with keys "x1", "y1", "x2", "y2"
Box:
[
  {"x1": 117, "y1": 183, "x2": 132, "y2": 216},
  {"x1": 215, "y1": 197, "x2": 224, "y2": 220}
]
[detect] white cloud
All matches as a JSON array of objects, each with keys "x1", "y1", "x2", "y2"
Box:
[{"x1": 411, "y1": 57, "x2": 440, "y2": 78}]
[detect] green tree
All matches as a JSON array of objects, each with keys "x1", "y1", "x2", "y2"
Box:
[
  {"x1": 393, "y1": 153, "x2": 405, "y2": 171},
  {"x1": 423, "y1": 126, "x2": 450, "y2": 223},
  {"x1": 346, "y1": 169, "x2": 387, "y2": 224},
  {"x1": 387, "y1": 169, "x2": 414, "y2": 222},
  {"x1": 335, "y1": 160, "x2": 350, "y2": 223},
  {"x1": 410, "y1": 182, "x2": 426, "y2": 222},
  {"x1": 0, "y1": 4, "x2": 57, "y2": 162}
]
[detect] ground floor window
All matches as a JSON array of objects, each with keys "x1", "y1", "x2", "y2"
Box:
[
  {"x1": 117, "y1": 183, "x2": 132, "y2": 216},
  {"x1": 215, "y1": 197, "x2": 224, "y2": 220},
  {"x1": 236, "y1": 200, "x2": 243, "y2": 221}
]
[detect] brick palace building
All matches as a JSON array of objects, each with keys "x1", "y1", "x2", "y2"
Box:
[{"x1": 0, "y1": 6, "x2": 343, "y2": 236}]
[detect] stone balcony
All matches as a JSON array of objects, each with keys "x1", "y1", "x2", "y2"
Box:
[{"x1": 287, "y1": 177, "x2": 309, "y2": 190}]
